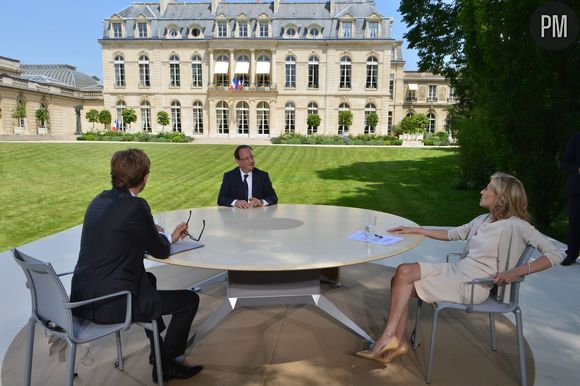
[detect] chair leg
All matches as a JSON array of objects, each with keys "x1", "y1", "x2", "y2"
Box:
[
  {"x1": 115, "y1": 331, "x2": 124, "y2": 371},
  {"x1": 152, "y1": 321, "x2": 164, "y2": 386},
  {"x1": 66, "y1": 342, "x2": 77, "y2": 386},
  {"x1": 489, "y1": 313, "x2": 497, "y2": 351},
  {"x1": 24, "y1": 318, "x2": 36, "y2": 386},
  {"x1": 514, "y1": 308, "x2": 528, "y2": 386},
  {"x1": 411, "y1": 299, "x2": 423, "y2": 351},
  {"x1": 426, "y1": 307, "x2": 441, "y2": 384}
]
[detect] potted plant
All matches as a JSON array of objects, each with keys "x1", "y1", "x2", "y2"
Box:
[
  {"x1": 338, "y1": 110, "x2": 353, "y2": 135},
  {"x1": 98, "y1": 109, "x2": 112, "y2": 131},
  {"x1": 157, "y1": 111, "x2": 170, "y2": 132},
  {"x1": 365, "y1": 112, "x2": 379, "y2": 134},
  {"x1": 12, "y1": 105, "x2": 26, "y2": 135},
  {"x1": 122, "y1": 108, "x2": 137, "y2": 133},
  {"x1": 85, "y1": 109, "x2": 100, "y2": 131},
  {"x1": 307, "y1": 114, "x2": 321, "y2": 134},
  {"x1": 35, "y1": 108, "x2": 49, "y2": 135}
]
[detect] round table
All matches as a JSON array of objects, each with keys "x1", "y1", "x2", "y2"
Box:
[{"x1": 150, "y1": 204, "x2": 423, "y2": 344}]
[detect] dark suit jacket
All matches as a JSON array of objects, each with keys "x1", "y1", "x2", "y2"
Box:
[
  {"x1": 71, "y1": 188, "x2": 170, "y2": 324},
  {"x1": 560, "y1": 133, "x2": 580, "y2": 194},
  {"x1": 217, "y1": 167, "x2": 278, "y2": 207}
]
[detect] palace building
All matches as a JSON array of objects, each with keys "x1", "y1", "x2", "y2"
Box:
[{"x1": 0, "y1": 0, "x2": 454, "y2": 138}]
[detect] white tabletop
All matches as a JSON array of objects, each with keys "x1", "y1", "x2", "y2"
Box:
[{"x1": 150, "y1": 204, "x2": 423, "y2": 271}]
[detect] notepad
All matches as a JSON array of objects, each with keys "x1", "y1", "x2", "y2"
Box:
[
  {"x1": 170, "y1": 240, "x2": 204, "y2": 255},
  {"x1": 347, "y1": 230, "x2": 403, "y2": 246}
]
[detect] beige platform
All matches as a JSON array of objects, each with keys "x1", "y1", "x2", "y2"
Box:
[{"x1": 1, "y1": 264, "x2": 533, "y2": 386}]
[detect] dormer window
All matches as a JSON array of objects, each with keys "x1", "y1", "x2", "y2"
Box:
[
  {"x1": 285, "y1": 27, "x2": 296, "y2": 37},
  {"x1": 168, "y1": 28, "x2": 179, "y2": 38},
  {"x1": 112, "y1": 23, "x2": 123, "y2": 38},
  {"x1": 368, "y1": 21, "x2": 379, "y2": 38},
  {"x1": 342, "y1": 21, "x2": 353, "y2": 38},
  {"x1": 259, "y1": 21, "x2": 269, "y2": 37},
  {"x1": 308, "y1": 26, "x2": 320, "y2": 38},
  {"x1": 238, "y1": 21, "x2": 248, "y2": 37},
  {"x1": 191, "y1": 28, "x2": 201, "y2": 37},
  {"x1": 137, "y1": 22, "x2": 148, "y2": 38},
  {"x1": 218, "y1": 21, "x2": 228, "y2": 37}
]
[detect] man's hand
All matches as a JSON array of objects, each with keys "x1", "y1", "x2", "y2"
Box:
[
  {"x1": 234, "y1": 200, "x2": 251, "y2": 208},
  {"x1": 171, "y1": 222, "x2": 189, "y2": 243},
  {"x1": 249, "y1": 197, "x2": 263, "y2": 207}
]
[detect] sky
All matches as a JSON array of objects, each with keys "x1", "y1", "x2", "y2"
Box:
[{"x1": 0, "y1": 0, "x2": 419, "y2": 79}]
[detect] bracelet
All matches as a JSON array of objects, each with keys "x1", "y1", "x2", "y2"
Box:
[{"x1": 527, "y1": 262, "x2": 532, "y2": 275}]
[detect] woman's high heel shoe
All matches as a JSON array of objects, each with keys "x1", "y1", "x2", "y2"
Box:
[
  {"x1": 373, "y1": 341, "x2": 409, "y2": 364},
  {"x1": 355, "y1": 337, "x2": 399, "y2": 360}
]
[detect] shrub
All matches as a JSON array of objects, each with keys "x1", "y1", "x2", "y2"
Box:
[{"x1": 76, "y1": 130, "x2": 193, "y2": 143}]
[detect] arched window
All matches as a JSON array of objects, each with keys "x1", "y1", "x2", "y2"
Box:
[
  {"x1": 285, "y1": 102, "x2": 295, "y2": 133},
  {"x1": 215, "y1": 54, "x2": 229, "y2": 87},
  {"x1": 140, "y1": 101, "x2": 151, "y2": 131},
  {"x1": 308, "y1": 55, "x2": 319, "y2": 89},
  {"x1": 169, "y1": 55, "x2": 180, "y2": 87},
  {"x1": 216, "y1": 101, "x2": 229, "y2": 134},
  {"x1": 366, "y1": 56, "x2": 378, "y2": 89},
  {"x1": 364, "y1": 103, "x2": 377, "y2": 134},
  {"x1": 285, "y1": 55, "x2": 296, "y2": 88},
  {"x1": 114, "y1": 55, "x2": 125, "y2": 87},
  {"x1": 339, "y1": 56, "x2": 351, "y2": 89},
  {"x1": 338, "y1": 102, "x2": 350, "y2": 135},
  {"x1": 116, "y1": 100, "x2": 126, "y2": 131},
  {"x1": 15, "y1": 97, "x2": 26, "y2": 128},
  {"x1": 171, "y1": 101, "x2": 181, "y2": 132},
  {"x1": 427, "y1": 112, "x2": 436, "y2": 133},
  {"x1": 256, "y1": 55, "x2": 270, "y2": 87},
  {"x1": 191, "y1": 55, "x2": 202, "y2": 87},
  {"x1": 406, "y1": 111, "x2": 415, "y2": 118},
  {"x1": 236, "y1": 101, "x2": 249, "y2": 135},
  {"x1": 234, "y1": 55, "x2": 250, "y2": 87},
  {"x1": 192, "y1": 101, "x2": 203, "y2": 134},
  {"x1": 139, "y1": 55, "x2": 150, "y2": 87},
  {"x1": 257, "y1": 102, "x2": 270, "y2": 135},
  {"x1": 307, "y1": 102, "x2": 319, "y2": 134}
]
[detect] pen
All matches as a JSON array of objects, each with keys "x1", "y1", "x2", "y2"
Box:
[{"x1": 374, "y1": 234, "x2": 383, "y2": 238}]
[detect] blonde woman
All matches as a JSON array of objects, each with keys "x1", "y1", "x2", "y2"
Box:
[{"x1": 357, "y1": 172, "x2": 564, "y2": 363}]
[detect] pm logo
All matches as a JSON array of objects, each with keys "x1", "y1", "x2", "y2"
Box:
[{"x1": 530, "y1": 1, "x2": 578, "y2": 50}]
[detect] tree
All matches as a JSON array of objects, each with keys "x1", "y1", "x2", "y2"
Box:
[
  {"x1": 338, "y1": 111, "x2": 353, "y2": 133},
  {"x1": 35, "y1": 108, "x2": 49, "y2": 127},
  {"x1": 307, "y1": 114, "x2": 321, "y2": 134},
  {"x1": 85, "y1": 109, "x2": 100, "y2": 130},
  {"x1": 12, "y1": 105, "x2": 26, "y2": 126},
  {"x1": 399, "y1": 113, "x2": 429, "y2": 134},
  {"x1": 122, "y1": 108, "x2": 137, "y2": 130},
  {"x1": 366, "y1": 112, "x2": 379, "y2": 132},
  {"x1": 157, "y1": 111, "x2": 170, "y2": 131},
  {"x1": 399, "y1": 0, "x2": 580, "y2": 228},
  {"x1": 98, "y1": 110, "x2": 112, "y2": 131}
]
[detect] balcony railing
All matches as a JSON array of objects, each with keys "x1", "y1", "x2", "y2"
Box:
[
  {"x1": 427, "y1": 97, "x2": 438, "y2": 102},
  {"x1": 405, "y1": 96, "x2": 417, "y2": 102},
  {"x1": 208, "y1": 83, "x2": 278, "y2": 92}
]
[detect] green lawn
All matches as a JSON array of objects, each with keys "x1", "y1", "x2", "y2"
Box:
[{"x1": 0, "y1": 142, "x2": 563, "y2": 252}]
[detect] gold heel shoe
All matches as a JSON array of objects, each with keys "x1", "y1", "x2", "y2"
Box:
[
  {"x1": 355, "y1": 338, "x2": 400, "y2": 360},
  {"x1": 374, "y1": 341, "x2": 409, "y2": 364}
]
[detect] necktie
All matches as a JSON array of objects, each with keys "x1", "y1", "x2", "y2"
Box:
[{"x1": 243, "y1": 174, "x2": 249, "y2": 201}]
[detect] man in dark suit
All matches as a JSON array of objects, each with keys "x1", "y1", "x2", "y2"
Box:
[
  {"x1": 71, "y1": 149, "x2": 202, "y2": 382},
  {"x1": 560, "y1": 132, "x2": 580, "y2": 266},
  {"x1": 218, "y1": 145, "x2": 278, "y2": 208}
]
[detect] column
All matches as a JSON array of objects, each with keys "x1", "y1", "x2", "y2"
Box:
[
  {"x1": 229, "y1": 50, "x2": 235, "y2": 87},
  {"x1": 271, "y1": 50, "x2": 276, "y2": 88},
  {"x1": 250, "y1": 50, "x2": 256, "y2": 87},
  {"x1": 208, "y1": 50, "x2": 214, "y2": 87}
]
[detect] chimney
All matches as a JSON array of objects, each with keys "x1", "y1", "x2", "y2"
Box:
[
  {"x1": 329, "y1": 0, "x2": 335, "y2": 15},
  {"x1": 273, "y1": 0, "x2": 281, "y2": 13},
  {"x1": 160, "y1": 0, "x2": 175, "y2": 14},
  {"x1": 211, "y1": 0, "x2": 220, "y2": 14}
]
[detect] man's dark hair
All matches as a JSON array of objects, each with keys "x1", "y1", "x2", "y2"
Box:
[
  {"x1": 234, "y1": 145, "x2": 253, "y2": 160},
  {"x1": 110, "y1": 148, "x2": 151, "y2": 189}
]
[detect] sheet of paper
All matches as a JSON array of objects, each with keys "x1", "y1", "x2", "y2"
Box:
[{"x1": 348, "y1": 230, "x2": 403, "y2": 246}]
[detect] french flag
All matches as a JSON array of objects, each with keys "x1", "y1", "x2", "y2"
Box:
[{"x1": 112, "y1": 119, "x2": 118, "y2": 131}]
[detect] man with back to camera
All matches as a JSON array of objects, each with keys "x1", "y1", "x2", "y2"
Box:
[
  {"x1": 560, "y1": 132, "x2": 580, "y2": 266},
  {"x1": 218, "y1": 145, "x2": 278, "y2": 208},
  {"x1": 70, "y1": 148, "x2": 203, "y2": 383}
]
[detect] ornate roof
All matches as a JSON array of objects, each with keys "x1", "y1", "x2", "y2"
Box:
[{"x1": 20, "y1": 64, "x2": 102, "y2": 90}]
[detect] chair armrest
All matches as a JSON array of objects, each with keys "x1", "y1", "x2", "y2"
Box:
[
  {"x1": 446, "y1": 252, "x2": 463, "y2": 263},
  {"x1": 57, "y1": 271, "x2": 74, "y2": 277},
  {"x1": 466, "y1": 276, "x2": 525, "y2": 311},
  {"x1": 64, "y1": 291, "x2": 132, "y2": 329}
]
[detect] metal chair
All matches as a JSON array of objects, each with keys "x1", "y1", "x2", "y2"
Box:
[
  {"x1": 410, "y1": 245, "x2": 535, "y2": 386},
  {"x1": 12, "y1": 248, "x2": 164, "y2": 386}
]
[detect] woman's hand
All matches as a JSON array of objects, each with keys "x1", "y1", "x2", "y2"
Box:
[
  {"x1": 493, "y1": 270, "x2": 521, "y2": 285},
  {"x1": 388, "y1": 226, "x2": 419, "y2": 234}
]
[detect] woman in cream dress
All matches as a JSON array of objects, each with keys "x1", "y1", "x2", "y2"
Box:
[{"x1": 356, "y1": 172, "x2": 564, "y2": 363}]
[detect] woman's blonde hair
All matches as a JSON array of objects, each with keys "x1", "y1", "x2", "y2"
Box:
[{"x1": 488, "y1": 172, "x2": 530, "y2": 221}]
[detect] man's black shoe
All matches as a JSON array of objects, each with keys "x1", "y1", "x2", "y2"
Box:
[
  {"x1": 152, "y1": 360, "x2": 203, "y2": 383},
  {"x1": 561, "y1": 257, "x2": 577, "y2": 266}
]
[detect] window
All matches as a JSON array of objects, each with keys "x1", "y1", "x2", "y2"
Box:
[
  {"x1": 141, "y1": 101, "x2": 151, "y2": 131},
  {"x1": 112, "y1": 23, "x2": 122, "y2": 38},
  {"x1": 338, "y1": 102, "x2": 350, "y2": 135},
  {"x1": 218, "y1": 22, "x2": 228, "y2": 37},
  {"x1": 238, "y1": 22, "x2": 248, "y2": 37},
  {"x1": 116, "y1": 101, "x2": 126, "y2": 131},
  {"x1": 368, "y1": 22, "x2": 379, "y2": 38},
  {"x1": 342, "y1": 21, "x2": 353, "y2": 38},
  {"x1": 307, "y1": 102, "x2": 318, "y2": 134},
  {"x1": 366, "y1": 56, "x2": 378, "y2": 89},
  {"x1": 114, "y1": 55, "x2": 125, "y2": 87},
  {"x1": 285, "y1": 27, "x2": 296, "y2": 37},
  {"x1": 236, "y1": 102, "x2": 249, "y2": 135},
  {"x1": 139, "y1": 55, "x2": 150, "y2": 87},
  {"x1": 256, "y1": 55, "x2": 270, "y2": 87},
  {"x1": 215, "y1": 54, "x2": 229, "y2": 87},
  {"x1": 217, "y1": 101, "x2": 229, "y2": 134},
  {"x1": 259, "y1": 22, "x2": 269, "y2": 37},
  {"x1": 427, "y1": 112, "x2": 436, "y2": 133},
  {"x1": 448, "y1": 87, "x2": 455, "y2": 101},
  {"x1": 191, "y1": 55, "x2": 202, "y2": 87},
  {"x1": 168, "y1": 28, "x2": 178, "y2": 38},
  {"x1": 234, "y1": 55, "x2": 249, "y2": 87},
  {"x1": 138, "y1": 22, "x2": 148, "y2": 38},
  {"x1": 169, "y1": 55, "x2": 180, "y2": 87},
  {"x1": 428, "y1": 85, "x2": 437, "y2": 101},
  {"x1": 406, "y1": 111, "x2": 415, "y2": 117},
  {"x1": 15, "y1": 99, "x2": 25, "y2": 128},
  {"x1": 285, "y1": 102, "x2": 295, "y2": 133},
  {"x1": 191, "y1": 28, "x2": 201, "y2": 37},
  {"x1": 171, "y1": 101, "x2": 181, "y2": 132},
  {"x1": 192, "y1": 101, "x2": 203, "y2": 134},
  {"x1": 308, "y1": 55, "x2": 319, "y2": 89},
  {"x1": 364, "y1": 103, "x2": 376, "y2": 134},
  {"x1": 387, "y1": 111, "x2": 393, "y2": 135},
  {"x1": 309, "y1": 27, "x2": 320, "y2": 37},
  {"x1": 339, "y1": 56, "x2": 351, "y2": 89},
  {"x1": 389, "y1": 74, "x2": 394, "y2": 98},
  {"x1": 285, "y1": 55, "x2": 296, "y2": 88},
  {"x1": 257, "y1": 102, "x2": 270, "y2": 135}
]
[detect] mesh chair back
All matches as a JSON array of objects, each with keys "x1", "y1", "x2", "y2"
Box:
[
  {"x1": 13, "y1": 249, "x2": 73, "y2": 334},
  {"x1": 507, "y1": 245, "x2": 536, "y2": 306}
]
